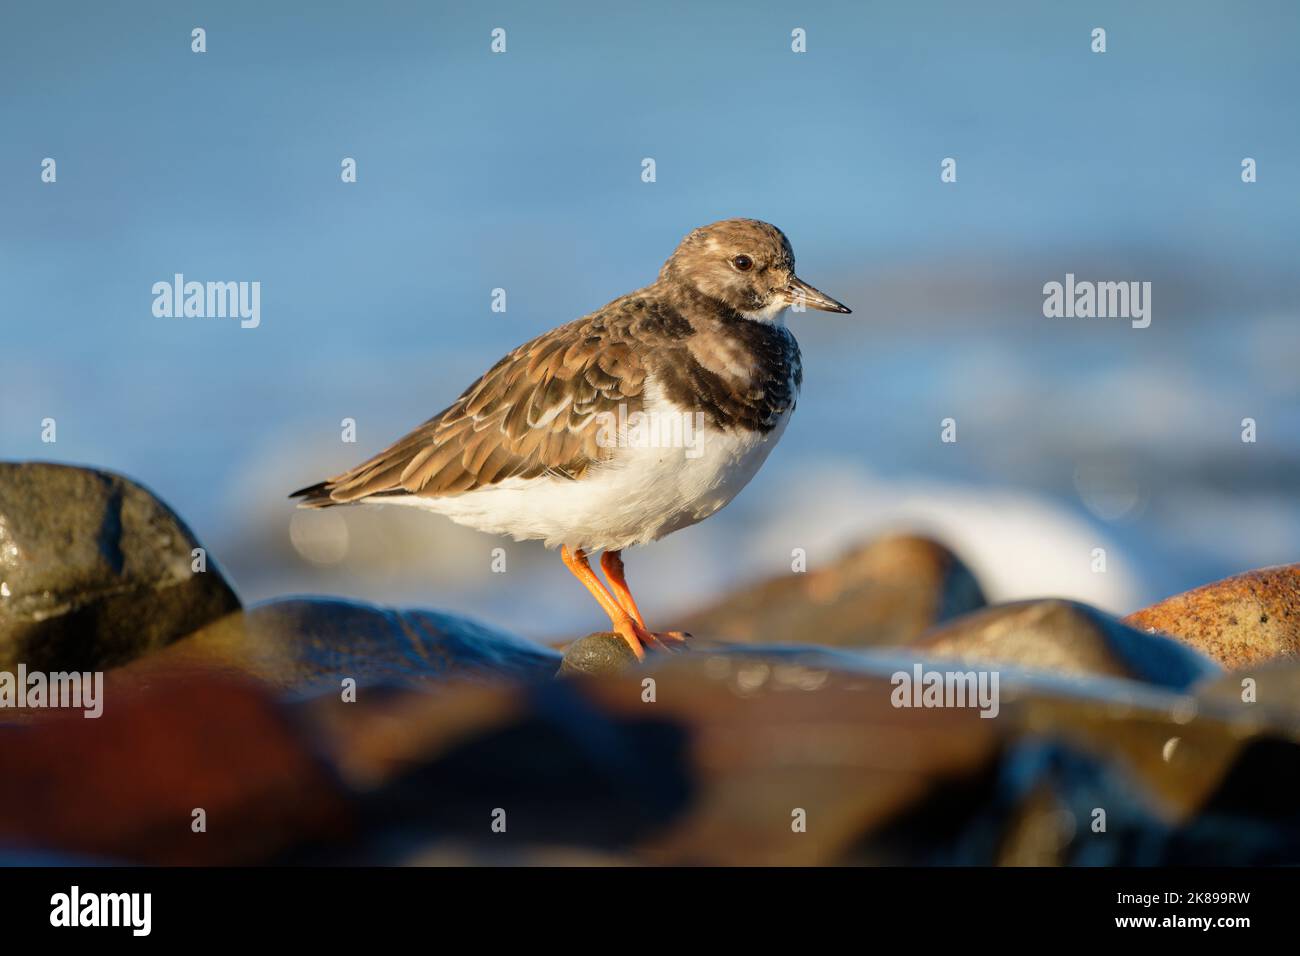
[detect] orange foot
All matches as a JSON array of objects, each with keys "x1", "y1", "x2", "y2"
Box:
[
  {"x1": 560, "y1": 546, "x2": 691, "y2": 660},
  {"x1": 623, "y1": 622, "x2": 690, "y2": 655},
  {"x1": 638, "y1": 626, "x2": 691, "y2": 653},
  {"x1": 601, "y1": 550, "x2": 690, "y2": 655}
]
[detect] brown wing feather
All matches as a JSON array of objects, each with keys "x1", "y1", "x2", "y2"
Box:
[{"x1": 295, "y1": 318, "x2": 646, "y2": 506}]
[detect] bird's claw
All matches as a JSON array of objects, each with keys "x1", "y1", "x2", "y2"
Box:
[{"x1": 638, "y1": 627, "x2": 691, "y2": 654}]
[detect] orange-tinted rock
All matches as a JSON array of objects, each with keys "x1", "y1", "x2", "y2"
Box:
[
  {"x1": 679, "y1": 534, "x2": 985, "y2": 647},
  {"x1": 1124, "y1": 564, "x2": 1300, "y2": 668},
  {"x1": 0, "y1": 674, "x2": 350, "y2": 864}
]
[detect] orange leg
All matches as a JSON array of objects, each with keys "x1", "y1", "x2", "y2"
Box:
[
  {"x1": 600, "y1": 550, "x2": 647, "y2": 627},
  {"x1": 561, "y1": 546, "x2": 647, "y2": 660},
  {"x1": 600, "y1": 550, "x2": 689, "y2": 650}
]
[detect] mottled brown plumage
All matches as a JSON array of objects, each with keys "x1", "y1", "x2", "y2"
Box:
[{"x1": 295, "y1": 316, "x2": 650, "y2": 505}]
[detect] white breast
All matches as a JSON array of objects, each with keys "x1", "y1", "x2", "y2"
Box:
[{"x1": 376, "y1": 377, "x2": 794, "y2": 552}]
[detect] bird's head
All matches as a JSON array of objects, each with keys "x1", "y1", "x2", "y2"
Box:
[{"x1": 658, "y1": 218, "x2": 851, "y2": 322}]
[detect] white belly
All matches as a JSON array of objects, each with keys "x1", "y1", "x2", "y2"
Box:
[{"x1": 376, "y1": 386, "x2": 792, "y2": 552}]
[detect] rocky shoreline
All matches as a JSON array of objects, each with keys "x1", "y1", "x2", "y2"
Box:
[{"x1": 2, "y1": 460, "x2": 1298, "y2": 865}]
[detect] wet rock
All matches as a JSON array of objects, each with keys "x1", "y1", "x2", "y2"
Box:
[
  {"x1": 0, "y1": 462, "x2": 240, "y2": 671},
  {"x1": 680, "y1": 534, "x2": 985, "y2": 647},
  {"x1": 1195, "y1": 659, "x2": 1300, "y2": 726},
  {"x1": 987, "y1": 673, "x2": 1246, "y2": 824},
  {"x1": 910, "y1": 599, "x2": 1219, "y2": 691},
  {"x1": 6, "y1": 637, "x2": 1296, "y2": 865},
  {"x1": 582, "y1": 650, "x2": 1292, "y2": 864},
  {"x1": 119, "y1": 597, "x2": 561, "y2": 695},
  {"x1": 302, "y1": 650, "x2": 998, "y2": 865},
  {"x1": 558, "y1": 631, "x2": 641, "y2": 677},
  {"x1": 917, "y1": 733, "x2": 1300, "y2": 865},
  {"x1": 0, "y1": 674, "x2": 350, "y2": 864},
  {"x1": 1124, "y1": 564, "x2": 1300, "y2": 668},
  {"x1": 298, "y1": 644, "x2": 1294, "y2": 865}
]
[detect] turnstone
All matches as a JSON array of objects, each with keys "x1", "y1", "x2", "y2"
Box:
[{"x1": 292, "y1": 219, "x2": 850, "y2": 659}]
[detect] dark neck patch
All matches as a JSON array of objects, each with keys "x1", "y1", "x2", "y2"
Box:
[{"x1": 638, "y1": 285, "x2": 802, "y2": 433}]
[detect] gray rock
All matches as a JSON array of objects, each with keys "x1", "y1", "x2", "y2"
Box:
[
  {"x1": 1195, "y1": 659, "x2": 1300, "y2": 723},
  {"x1": 0, "y1": 462, "x2": 240, "y2": 671},
  {"x1": 912, "y1": 598, "x2": 1221, "y2": 691}
]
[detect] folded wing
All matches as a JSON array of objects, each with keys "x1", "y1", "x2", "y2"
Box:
[{"x1": 291, "y1": 318, "x2": 647, "y2": 507}]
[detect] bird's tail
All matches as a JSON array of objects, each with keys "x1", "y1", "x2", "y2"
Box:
[{"x1": 288, "y1": 481, "x2": 339, "y2": 509}]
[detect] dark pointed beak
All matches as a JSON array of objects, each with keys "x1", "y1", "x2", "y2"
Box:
[{"x1": 783, "y1": 275, "x2": 852, "y2": 314}]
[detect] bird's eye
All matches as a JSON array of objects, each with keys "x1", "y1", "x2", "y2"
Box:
[{"x1": 732, "y1": 255, "x2": 754, "y2": 272}]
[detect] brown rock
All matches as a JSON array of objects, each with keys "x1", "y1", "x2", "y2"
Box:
[
  {"x1": 7, "y1": 640, "x2": 1290, "y2": 865},
  {"x1": 304, "y1": 651, "x2": 1001, "y2": 865},
  {"x1": 298, "y1": 645, "x2": 1283, "y2": 865},
  {"x1": 679, "y1": 534, "x2": 985, "y2": 647},
  {"x1": 601, "y1": 654, "x2": 1287, "y2": 863},
  {"x1": 1124, "y1": 564, "x2": 1300, "y2": 668},
  {"x1": 912, "y1": 599, "x2": 1219, "y2": 690},
  {"x1": 0, "y1": 462, "x2": 240, "y2": 671}
]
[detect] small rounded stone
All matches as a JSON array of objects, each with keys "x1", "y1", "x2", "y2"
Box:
[{"x1": 557, "y1": 632, "x2": 640, "y2": 677}]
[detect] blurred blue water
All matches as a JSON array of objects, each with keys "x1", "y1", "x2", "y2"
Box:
[{"x1": 2, "y1": 1, "x2": 1297, "y2": 632}]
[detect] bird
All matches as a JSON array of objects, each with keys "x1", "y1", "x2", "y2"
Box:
[{"x1": 291, "y1": 218, "x2": 851, "y2": 660}]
